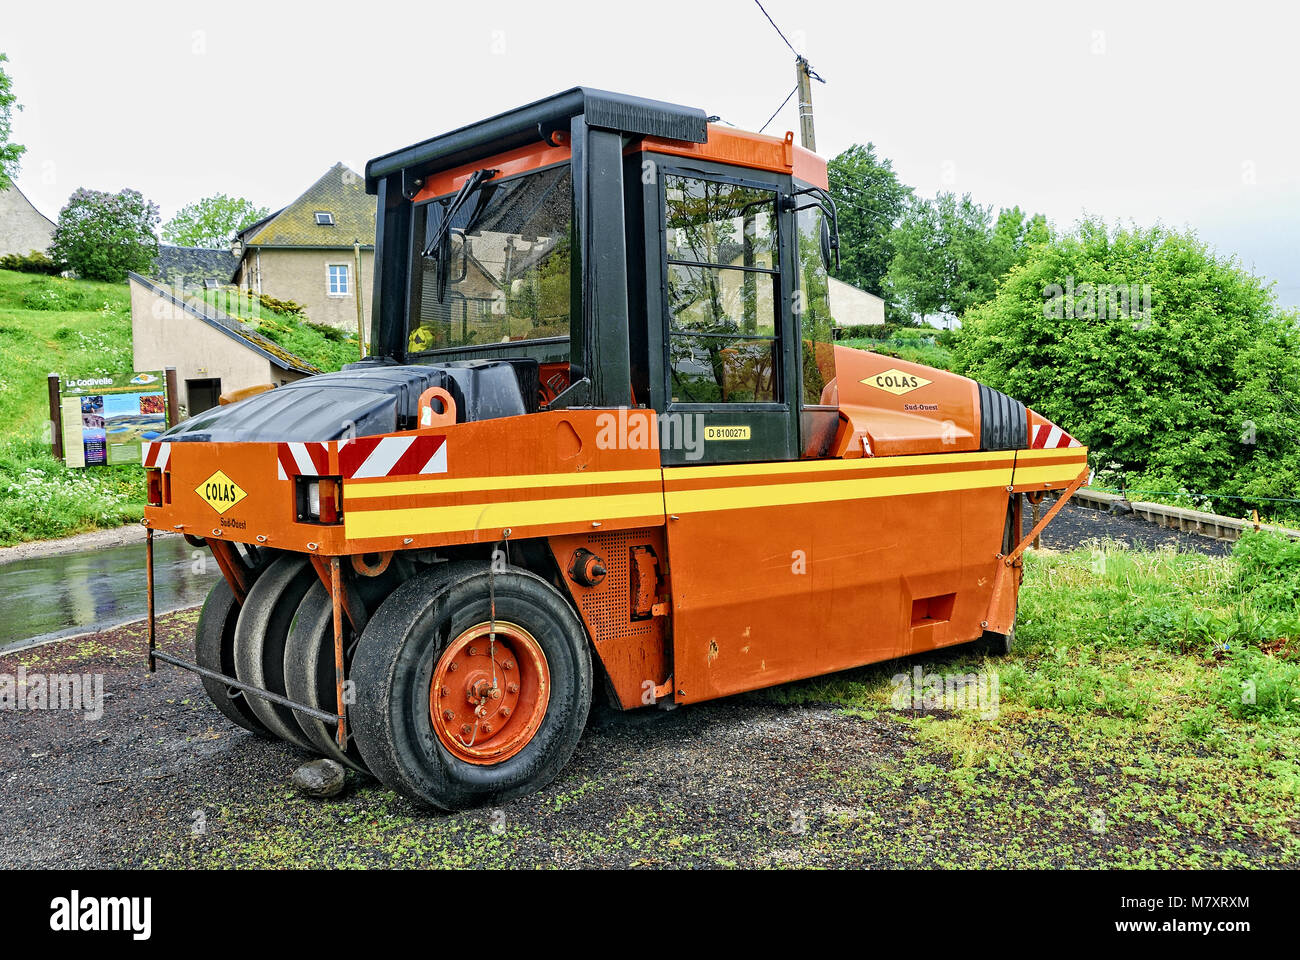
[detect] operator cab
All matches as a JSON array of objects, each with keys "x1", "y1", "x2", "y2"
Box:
[{"x1": 365, "y1": 87, "x2": 841, "y2": 465}]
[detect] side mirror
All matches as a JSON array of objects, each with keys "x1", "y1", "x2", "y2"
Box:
[
  {"x1": 820, "y1": 217, "x2": 834, "y2": 272},
  {"x1": 785, "y1": 187, "x2": 842, "y2": 273}
]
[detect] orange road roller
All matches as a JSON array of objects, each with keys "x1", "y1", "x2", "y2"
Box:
[{"x1": 142, "y1": 88, "x2": 1088, "y2": 810}]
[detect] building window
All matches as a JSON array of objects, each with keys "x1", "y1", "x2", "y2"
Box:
[
  {"x1": 664, "y1": 174, "x2": 780, "y2": 404},
  {"x1": 315, "y1": 211, "x2": 335, "y2": 226},
  {"x1": 327, "y1": 263, "x2": 350, "y2": 296}
]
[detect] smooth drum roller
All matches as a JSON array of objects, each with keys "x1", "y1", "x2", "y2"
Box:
[{"x1": 232, "y1": 556, "x2": 321, "y2": 751}]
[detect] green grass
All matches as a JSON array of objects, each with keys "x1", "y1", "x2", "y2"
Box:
[
  {"x1": 840, "y1": 334, "x2": 955, "y2": 371},
  {"x1": 0, "y1": 270, "x2": 147, "y2": 545},
  {"x1": 749, "y1": 536, "x2": 1300, "y2": 866},
  {"x1": 195, "y1": 287, "x2": 361, "y2": 372},
  {"x1": 0, "y1": 269, "x2": 362, "y2": 546}
]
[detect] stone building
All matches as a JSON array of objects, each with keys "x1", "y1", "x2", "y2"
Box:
[
  {"x1": 0, "y1": 182, "x2": 56, "y2": 258},
  {"x1": 233, "y1": 163, "x2": 375, "y2": 340}
]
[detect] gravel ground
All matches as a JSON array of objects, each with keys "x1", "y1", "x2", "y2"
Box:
[
  {"x1": 3, "y1": 508, "x2": 1272, "y2": 869},
  {"x1": 1032, "y1": 500, "x2": 1233, "y2": 557}
]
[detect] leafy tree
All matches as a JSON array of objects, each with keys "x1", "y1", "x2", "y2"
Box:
[
  {"x1": 0, "y1": 52, "x2": 25, "y2": 191},
  {"x1": 956, "y1": 218, "x2": 1300, "y2": 520},
  {"x1": 162, "y1": 193, "x2": 269, "y2": 248},
  {"x1": 886, "y1": 193, "x2": 1050, "y2": 324},
  {"x1": 991, "y1": 205, "x2": 1051, "y2": 270},
  {"x1": 49, "y1": 187, "x2": 160, "y2": 282},
  {"x1": 827, "y1": 143, "x2": 911, "y2": 298}
]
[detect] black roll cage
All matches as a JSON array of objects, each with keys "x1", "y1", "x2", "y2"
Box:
[{"x1": 365, "y1": 88, "x2": 839, "y2": 453}]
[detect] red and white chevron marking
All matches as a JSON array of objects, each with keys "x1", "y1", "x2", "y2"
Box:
[
  {"x1": 141, "y1": 441, "x2": 171, "y2": 470},
  {"x1": 338, "y1": 435, "x2": 447, "y2": 479},
  {"x1": 1030, "y1": 422, "x2": 1080, "y2": 449},
  {"x1": 276, "y1": 442, "x2": 331, "y2": 480}
]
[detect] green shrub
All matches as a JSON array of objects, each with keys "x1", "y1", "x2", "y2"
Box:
[
  {"x1": 306, "y1": 320, "x2": 346, "y2": 342},
  {"x1": 839, "y1": 335, "x2": 954, "y2": 371},
  {"x1": 1232, "y1": 530, "x2": 1300, "y2": 614},
  {"x1": 255, "y1": 292, "x2": 305, "y2": 316},
  {"x1": 956, "y1": 219, "x2": 1300, "y2": 522},
  {"x1": 0, "y1": 249, "x2": 63, "y2": 275},
  {"x1": 1215, "y1": 647, "x2": 1300, "y2": 721},
  {"x1": 49, "y1": 187, "x2": 160, "y2": 282}
]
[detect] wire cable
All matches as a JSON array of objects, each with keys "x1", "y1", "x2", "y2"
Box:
[
  {"x1": 754, "y1": 0, "x2": 799, "y2": 56},
  {"x1": 758, "y1": 85, "x2": 799, "y2": 134}
]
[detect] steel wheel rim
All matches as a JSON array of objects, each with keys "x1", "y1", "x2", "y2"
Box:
[{"x1": 429, "y1": 621, "x2": 550, "y2": 765}]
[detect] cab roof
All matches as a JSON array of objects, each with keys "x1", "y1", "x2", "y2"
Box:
[{"x1": 365, "y1": 87, "x2": 709, "y2": 194}]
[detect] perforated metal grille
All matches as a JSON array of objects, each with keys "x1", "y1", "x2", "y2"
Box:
[{"x1": 577, "y1": 530, "x2": 656, "y2": 645}]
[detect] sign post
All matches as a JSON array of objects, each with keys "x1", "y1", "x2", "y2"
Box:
[{"x1": 47, "y1": 373, "x2": 64, "y2": 462}]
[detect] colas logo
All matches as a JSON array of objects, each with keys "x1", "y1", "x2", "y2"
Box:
[
  {"x1": 861, "y1": 367, "x2": 932, "y2": 396},
  {"x1": 196, "y1": 470, "x2": 247, "y2": 514}
]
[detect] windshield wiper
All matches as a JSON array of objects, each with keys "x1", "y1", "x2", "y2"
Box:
[{"x1": 422, "y1": 167, "x2": 498, "y2": 259}]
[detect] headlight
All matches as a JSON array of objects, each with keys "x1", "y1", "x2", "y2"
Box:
[{"x1": 296, "y1": 476, "x2": 342, "y2": 524}]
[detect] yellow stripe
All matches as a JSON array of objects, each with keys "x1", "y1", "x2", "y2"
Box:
[
  {"x1": 345, "y1": 468, "x2": 662, "y2": 500},
  {"x1": 1015, "y1": 447, "x2": 1088, "y2": 462},
  {"x1": 666, "y1": 448, "x2": 1019, "y2": 481},
  {"x1": 342, "y1": 448, "x2": 1089, "y2": 539},
  {"x1": 344, "y1": 491, "x2": 666, "y2": 539},
  {"x1": 1010, "y1": 464, "x2": 1087, "y2": 486},
  {"x1": 665, "y1": 466, "x2": 1016, "y2": 514},
  {"x1": 345, "y1": 447, "x2": 1087, "y2": 501}
]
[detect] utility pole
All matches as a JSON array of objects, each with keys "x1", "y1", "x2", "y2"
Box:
[
  {"x1": 795, "y1": 55, "x2": 816, "y2": 151},
  {"x1": 353, "y1": 239, "x2": 366, "y2": 359}
]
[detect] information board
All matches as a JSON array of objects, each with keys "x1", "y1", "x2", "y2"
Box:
[{"x1": 59, "y1": 372, "x2": 168, "y2": 467}]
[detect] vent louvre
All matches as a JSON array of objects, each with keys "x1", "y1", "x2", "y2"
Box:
[{"x1": 576, "y1": 530, "x2": 656, "y2": 644}]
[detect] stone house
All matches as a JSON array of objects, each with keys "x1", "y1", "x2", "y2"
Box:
[
  {"x1": 128, "y1": 272, "x2": 318, "y2": 416},
  {"x1": 0, "y1": 182, "x2": 56, "y2": 258},
  {"x1": 233, "y1": 163, "x2": 375, "y2": 340}
]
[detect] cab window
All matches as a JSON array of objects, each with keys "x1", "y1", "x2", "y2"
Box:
[
  {"x1": 663, "y1": 174, "x2": 780, "y2": 404},
  {"x1": 408, "y1": 164, "x2": 572, "y2": 354},
  {"x1": 795, "y1": 205, "x2": 837, "y2": 406}
]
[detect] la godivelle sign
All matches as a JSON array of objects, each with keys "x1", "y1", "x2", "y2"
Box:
[{"x1": 58, "y1": 371, "x2": 168, "y2": 467}]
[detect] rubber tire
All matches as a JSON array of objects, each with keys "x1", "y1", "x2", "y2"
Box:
[
  {"x1": 232, "y1": 555, "x2": 319, "y2": 751},
  {"x1": 195, "y1": 577, "x2": 272, "y2": 737},
  {"x1": 350, "y1": 565, "x2": 593, "y2": 811},
  {"x1": 284, "y1": 578, "x2": 394, "y2": 773}
]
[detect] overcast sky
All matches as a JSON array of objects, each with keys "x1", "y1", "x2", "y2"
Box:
[{"x1": 6, "y1": 0, "x2": 1298, "y2": 306}]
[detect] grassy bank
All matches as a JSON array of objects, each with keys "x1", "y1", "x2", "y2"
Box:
[
  {"x1": 751, "y1": 534, "x2": 1300, "y2": 867},
  {"x1": 195, "y1": 286, "x2": 361, "y2": 372},
  {"x1": 840, "y1": 329, "x2": 955, "y2": 370},
  {"x1": 0, "y1": 268, "x2": 357, "y2": 546},
  {"x1": 20, "y1": 536, "x2": 1275, "y2": 869},
  {"x1": 0, "y1": 271, "x2": 146, "y2": 545}
]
